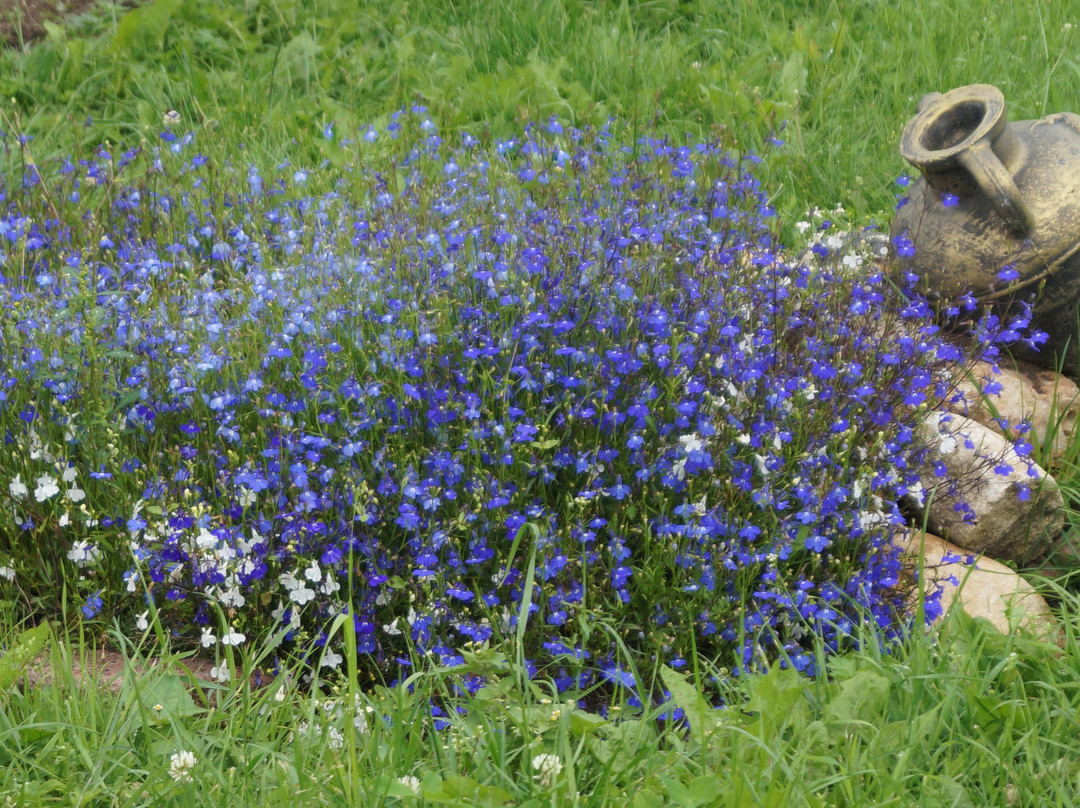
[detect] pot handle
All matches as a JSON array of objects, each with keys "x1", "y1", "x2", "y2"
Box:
[{"x1": 958, "y1": 139, "x2": 1035, "y2": 236}]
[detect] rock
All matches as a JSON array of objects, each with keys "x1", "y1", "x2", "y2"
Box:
[
  {"x1": 945, "y1": 358, "x2": 1080, "y2": 461},
  {"x1": 909, "y1": 413, "x2": 1065, "y2": 566},
  {"x1": 894, "y1": 529, "x2": 1057, "y2": 638}
]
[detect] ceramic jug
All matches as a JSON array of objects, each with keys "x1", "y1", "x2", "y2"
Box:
[{"x1": 891, "y1": 83, "x2": 1080, "y2": 370}]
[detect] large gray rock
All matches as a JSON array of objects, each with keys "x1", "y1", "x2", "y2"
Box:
[
  {"x1": 909, "y1": 413, "x2": 1065, "y2": 566},
  {"x1": 946, "y1": 358, "x2": 1080, "y2": 462},
  {"x1": 893, "y1": 529, "x2": 1058, "y2": 639}
]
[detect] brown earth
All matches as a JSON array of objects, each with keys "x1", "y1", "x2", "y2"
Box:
[
  {"x1": 1, "y1": 0, "x2": 104, "y2": 47},
  {"x1": 22, "y1": 642, "x2": 276, "y2": 695}
]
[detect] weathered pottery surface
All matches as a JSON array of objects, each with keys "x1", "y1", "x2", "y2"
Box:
[{"x1": 892, "y1": 83, "x2": 1080, "y2": 371}]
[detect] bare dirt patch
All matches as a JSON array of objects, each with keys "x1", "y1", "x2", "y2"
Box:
[{"x1": 1, "y1": 0, "x2": 104, "y2": 48}]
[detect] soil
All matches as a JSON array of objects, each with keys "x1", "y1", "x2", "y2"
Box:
[
  {"x1": 1, "y1": 0, "x2": 105, "y2": 48},
  {"x1": 22, "y1": 642, "x2": 276, "y2": 695}
]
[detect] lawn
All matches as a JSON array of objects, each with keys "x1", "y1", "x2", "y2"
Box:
[{"x1": 2, "y1": 1, "x2": 1080, "y2": 806}]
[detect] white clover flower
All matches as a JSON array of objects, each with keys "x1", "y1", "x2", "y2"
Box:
[
  {"x1": 220, "y1": 629, "x2": 246, "y2": 646},
  {"x1": 8, "y1": 474, "x2": 27, "y2": 500},
  {"x1": 532, "y1": 753, "x2": 563, "y2": 787},
  {"x1": 398, "y1": 776, "x2": 421, "y2": 795},
  {"x1": 34, "y1": 474, "x2": 59, "y2": 502},
  {"x1": 168, "y1": 750, "x2": 197, "y2": 782}
]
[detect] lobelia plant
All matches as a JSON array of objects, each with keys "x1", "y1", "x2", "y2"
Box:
[{"x1": 0, "y1": 108, "x2": 1038, "y2": 707}]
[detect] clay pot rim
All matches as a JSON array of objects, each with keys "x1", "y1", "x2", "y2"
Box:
[{"x1": 901, "y1": 83, "x2": 1006, "y2": 169}]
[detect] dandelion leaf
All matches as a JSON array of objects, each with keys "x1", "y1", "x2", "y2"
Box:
[
  {"x1": 136, "y1": 674, "x2": 202, "y2": 722},
  {"x1": 824, "y1": 669, "x2": 889, "y2": 725},
  {"x1": 0, "y1": 621, "x2": 50, "y2": 694}
]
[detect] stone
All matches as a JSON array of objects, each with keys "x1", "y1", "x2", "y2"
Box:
[
  {"x1": 894, "y1": 529, "x2": 1057, "y2": 638},
  {"x1": 945, "y1": 358, "x2": 1080, "y2": 462},
  {"x1": 909, "y1": 413, "x2": 1065, "y2": 566}
]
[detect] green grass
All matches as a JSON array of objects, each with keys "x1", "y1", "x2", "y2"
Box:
[
  {"x1": 3, "y1": 606, "x2": 1080, "y2": 806},
  {"x1": 4, "y1": 0, "x2": 1080, "y2": 805},
  {"x1": 3, "y1": 0, "x2": 1079, "y2": 225}
]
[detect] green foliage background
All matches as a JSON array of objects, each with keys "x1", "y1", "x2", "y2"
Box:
[{"x1": 3, "y1": 0, "x2": 1079, "y2": 223}]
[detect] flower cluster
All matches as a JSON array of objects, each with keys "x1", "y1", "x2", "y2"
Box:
[{"x1": 0, "y1": 109, "x2": 1022, "y2": 703}]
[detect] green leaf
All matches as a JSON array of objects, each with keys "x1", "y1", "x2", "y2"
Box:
[
  {"x1": 744, "y1": 665, "x2": 809, "y2": 738},
  {"x1": 136, "y1": 675, "x2": 203, "y2": 722},
  {"x1": 631, "y1": 789, "x2": 664, "y2": 808},
  {"x1": 108, "y1": 0, "x2": 183, "y2": 57},
  {"x1": 825, "y1": 669, "x2": 889, "y2": 725},
  {"x1": 423, "y1": 774, "x2": 514, "y2": 808},
  {"x1": 0, "y1": 622, "x2": 50, "y2": 694},
  {"x1": 569, "y1": 709, "x2": 607, "y2": 736},
  {"x1": 660, "y1": 665, "x2": 718, "y2": 744}
]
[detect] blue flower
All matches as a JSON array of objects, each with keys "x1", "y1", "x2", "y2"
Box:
[{"x1": 82, "y1": 592, "x2": 104, "y2": 620}]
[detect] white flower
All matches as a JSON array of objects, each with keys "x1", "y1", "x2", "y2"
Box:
[
  {"x1": 220, "y1": 629, "x2": 246, "y2": 646},
  {"x1": 678, "y1": 433, "x2": 703, "y2": 454},
  {"x1": 219, "y1": 586, "x2": 245, "y2": 609},
  {"x1": 67, "y1": 486, "x2": 85, "y2": 503},
  {"x1": 532, "y1": 753, "x2": 563, "y2": 787},
  {"x1": 0, "y1": 565, "x2": 14, "y2": 582},
  {"x1": 136, "y1": 610, "x2": 150, "y2": 631},
  {"x1": 61, "y1": 466, "x2": 78, "y2": 483},
  {"x1": 398, "y1": 776, "x2": 421, "y2": 795},
  {"x1": 383, "y1": 617, "x2": 403, "y2": 636},
  {"x1": 59, "y1": 512, "x2": 70, "y2": 527},
  {"x1": 34, "y1": 474, "x2": 59, "y2": 502},
  {"x1": 238, "y1": 487, "x2": 257, "y2": 507},
  {"x1": 200, "y1": 627, "x2": 217, "y2": 648},
  {"x1": 304, "y1": 560, "x2": 322, "y2": 582},
  {"x1": 162, "y1": 109, "x2": 181, "y2": 127},
  {"x1": 8, "y1": 475, "x2": 27, "y2": 499},
  {"x1": 906, "y1": 481, "x2": 926, "y2": 507},
  {"x1": 210, "y1": 664, "x2": 231, "y2": 682},
  {"x1": 321, "y1": 648, "x2": 343, "y2": 669},
  {"x1": 168, "y1": 750, "x2": 197, "y2": 782},
  {"x1": 67, "y1": 540, "x2": 101, "y2": 565}
]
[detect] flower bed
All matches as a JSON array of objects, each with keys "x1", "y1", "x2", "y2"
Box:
[{"x1": 0, "y1": 110, "x2": 1032, "y2": 703}]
